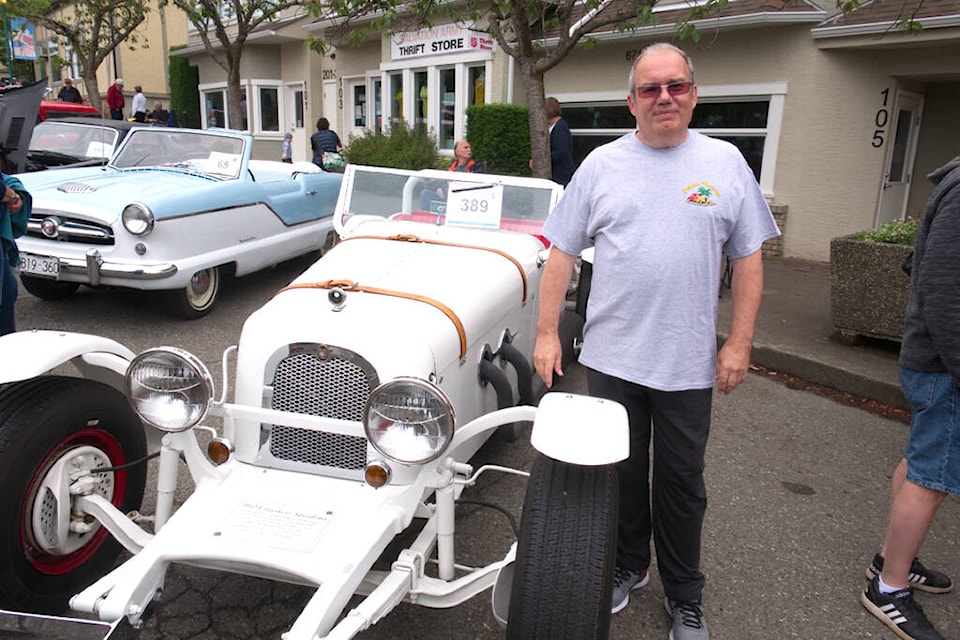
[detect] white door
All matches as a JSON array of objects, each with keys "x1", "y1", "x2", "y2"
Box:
[
  {"x1": 876, "y1": 92, "x2": 923, "y2": 226},
  {"x1": 322, "y1": 80, "x2": 339, "y2": 138},
  {"x1": 285, "y1": 83, "x2": 306, "y2": 162}
]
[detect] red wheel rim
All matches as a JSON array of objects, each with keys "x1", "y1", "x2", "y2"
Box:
[{"x1": 20, "y1": 428, "x2": 129, "y2": 575}]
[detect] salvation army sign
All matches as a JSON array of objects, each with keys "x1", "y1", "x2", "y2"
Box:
[{"x1": 390, "y1": 24, "x2": 494, "y2": 61}]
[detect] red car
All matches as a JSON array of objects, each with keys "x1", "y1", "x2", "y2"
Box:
[{"x1": 37, "y1": 99, "x2": 101, "y2": 121}]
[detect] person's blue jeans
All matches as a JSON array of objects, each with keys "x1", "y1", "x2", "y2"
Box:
[
  {"x1": 900, "y1": 367, "x2": 960, "y2": 496},
  {"x1": 0, "y1": 257, "x2": 17, "y2": 335}
]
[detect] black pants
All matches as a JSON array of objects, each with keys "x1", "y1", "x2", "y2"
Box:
[{"x1": 587, "y1": 367, "x2": 712, "y2": 602}]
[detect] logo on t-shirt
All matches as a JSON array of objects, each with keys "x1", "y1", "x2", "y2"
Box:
[{"x1": 683, "y1": 181, "x2": 718, "y2": 206}]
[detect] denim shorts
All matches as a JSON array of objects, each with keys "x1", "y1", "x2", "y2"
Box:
[{"x1": 900, "y1": 367, "x2": 960, "y2": 496}]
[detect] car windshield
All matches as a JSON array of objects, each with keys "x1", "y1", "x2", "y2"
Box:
[
  {"x1": 338, "y1": 165, "x2": 563, "y2": 237},
  {"x1": 28, "y1": 121, "x2": 120, "y2": 162},
  {"x1": 111, "y1": 129, "x2": 246, "y2": 180}
]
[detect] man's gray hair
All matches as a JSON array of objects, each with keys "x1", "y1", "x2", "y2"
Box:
[{"x1": 627, "y1": 43, "x2": 696, "y2": 93}]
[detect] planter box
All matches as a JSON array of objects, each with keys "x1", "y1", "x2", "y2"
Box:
[{"x1": 830, "y1": 234, "x2": 912, "y2": 342}]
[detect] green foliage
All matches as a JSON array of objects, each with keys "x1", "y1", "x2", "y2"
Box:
[
  {"x1": 344, "y1": 120, "x2": 439, "y2": 170},
  {"x1": 857, "y1": 217, "x2": 919, "y2": 245},
  {"x1": 168, "y1": 54, "x2": 201, "y2": 128},
  {"x1": 465, "y1": 103, "x2": 531, "y2": 176}
]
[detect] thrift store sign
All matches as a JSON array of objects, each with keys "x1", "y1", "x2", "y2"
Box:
[{"x1": 391, "y1": 24, "x2": 494, "y2": 61}]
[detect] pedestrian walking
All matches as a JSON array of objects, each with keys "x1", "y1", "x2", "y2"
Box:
[
  {"x1": 281, "y1": 132, "x2": 293, "y2": 163},
  {"x1": 107, "y1": 78, "x2": 125, "y2": 120}
]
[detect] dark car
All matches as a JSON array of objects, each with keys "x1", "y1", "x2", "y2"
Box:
[{"x1": 24, "y1": 117, "x2": 146, "y2": 172}]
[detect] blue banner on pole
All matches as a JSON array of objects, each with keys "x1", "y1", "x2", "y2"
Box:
[{"x1": 10, "y1": 19, "x2": 37, "y2": 60}]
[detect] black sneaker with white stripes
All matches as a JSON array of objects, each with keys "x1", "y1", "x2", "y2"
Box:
[
  {"x1": 860, "y1": 576, "x2": 945, "y2": 640},
  {"x1": 866, "y1": 553, "x2": 954, "y2": 594}
]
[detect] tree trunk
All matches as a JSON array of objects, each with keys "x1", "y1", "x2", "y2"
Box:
[
  {"x1": 226, "y1": 59, "x2": 245, "y2": 130},
  {"x1": 82, "y1": 75, "x2": 103, "y2": 114},
  {"x1": 521, "y1": 64, "x2": 551, "y2": 181}
]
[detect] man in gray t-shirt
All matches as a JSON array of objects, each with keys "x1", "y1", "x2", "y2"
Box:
[{"x1": 534, "y1": 43, "x2": 779, "y2": 640}]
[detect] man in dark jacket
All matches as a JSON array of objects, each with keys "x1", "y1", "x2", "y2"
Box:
[
  {"x1": 860, "y1": 156, "x2": 960, "y2": 640},
  {"x1": 57, "y1": 78, "x2": 82, "y2": 103},
  {"x1": 546, "y1": 97, "x2": 575, "y2": 186}
]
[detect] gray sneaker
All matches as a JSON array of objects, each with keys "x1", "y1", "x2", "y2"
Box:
[
  {"x1": 665, "y1": 597, "x2": 709, "y2": 640},
  {"x1": 611, "y1": 565, "x2": 650, "y2": 613}
]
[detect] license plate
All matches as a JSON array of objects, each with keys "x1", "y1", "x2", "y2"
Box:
[{"x1": 19, "y1": 252, "x2": 60, "y2": 278}]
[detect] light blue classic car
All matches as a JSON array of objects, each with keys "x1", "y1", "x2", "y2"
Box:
[{"x1": 15, "y1": 128, "x2": 342, "y2": 317}]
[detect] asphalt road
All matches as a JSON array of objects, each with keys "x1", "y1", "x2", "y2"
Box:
[{"x1": 12, "y1": 261, "x2": 960, "y2": 640}]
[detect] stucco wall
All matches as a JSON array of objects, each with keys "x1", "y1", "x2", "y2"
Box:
[{"x1": 544, "y1": 27, "x2": 958, "y2": 261}]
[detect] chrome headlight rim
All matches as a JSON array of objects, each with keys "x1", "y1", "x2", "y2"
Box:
[
  {"x1": 124, "y1": 346, "x2": 213, "y2": 432},
  {"x1": 363, "y1": 377, "x2": 456, "y2": 465},
  {"x1": 121, "y1": 202, "x2": 155, "y2": 236}
]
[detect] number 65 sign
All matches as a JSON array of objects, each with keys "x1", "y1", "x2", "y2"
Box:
[{"x1": 445, "y1": 182, "x2": 503, "y2": 229}]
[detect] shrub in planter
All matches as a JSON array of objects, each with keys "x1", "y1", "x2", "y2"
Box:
[{"x1": 830, "y1": 218, "x2": 917, "y2": 343}]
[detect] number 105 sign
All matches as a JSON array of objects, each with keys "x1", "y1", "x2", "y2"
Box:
[{"x1": 445, "y1": 182, "x2": 503, "y2": 229}]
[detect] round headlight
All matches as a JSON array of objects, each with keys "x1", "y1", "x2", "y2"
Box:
[
  {"x1": 122, "y1": 203, "x2": 155, "y2": 235},
  {"x1": 364, "y1": 378, "x2": 455, "y2": 464},
  {"x1": 125, "y1": 347, "x2": 213, "y2": 432}
]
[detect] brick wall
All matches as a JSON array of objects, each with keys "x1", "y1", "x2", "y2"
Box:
[{"x1": 763, "y1": 204, "x2": 788, "y2": 257}]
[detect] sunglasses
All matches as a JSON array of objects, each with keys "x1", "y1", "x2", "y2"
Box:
[{"x1": 634, "y1": 81, "x2": 694, "y2": 99}]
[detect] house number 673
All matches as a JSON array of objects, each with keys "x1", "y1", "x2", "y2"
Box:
[{"x1": 872, "y1": 88, "x2": 890, "y2": 148}]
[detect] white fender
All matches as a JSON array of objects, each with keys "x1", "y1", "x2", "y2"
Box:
[
  {"x1": 0, "y1": 330, "x2": 135, "y2": 389},
  {"x1": 530, "y1": 392, "x2": 629, "y2": 466}
]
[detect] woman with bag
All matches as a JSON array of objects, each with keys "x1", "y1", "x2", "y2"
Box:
[{"x1": 310, "y1": 117, "x2": 344, "y2": 172}]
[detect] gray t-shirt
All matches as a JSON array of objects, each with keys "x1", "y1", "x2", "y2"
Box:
[{"x1": 543, "y1": 131, "x2": 780, "y2": 391}]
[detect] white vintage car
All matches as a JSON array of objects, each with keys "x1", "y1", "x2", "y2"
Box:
[
  {"x1": 15, "y1": 127, "x2": 342, "y2": 318},
  {"x1": 0, "y1": 165, "x2": 624, "y2": 639}
]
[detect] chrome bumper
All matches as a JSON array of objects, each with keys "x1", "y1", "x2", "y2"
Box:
[{"x1": 56, "y1": 249, "x2": 178, "y2": 286}]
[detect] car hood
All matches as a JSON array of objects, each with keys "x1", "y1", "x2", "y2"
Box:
[
  {"x1": 16, "y1": 167, "x2": 254, "y2": 221},
  {"x1": 235, "y1": 221, "x2": 546, "y2": 391}
]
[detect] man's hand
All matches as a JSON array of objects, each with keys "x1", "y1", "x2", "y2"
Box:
[
  {"x1": 716, "y1": 250, "x2": 763, "y2": 394},
  {"x1": 534, "y1": 332, "x2": 564, "y2": 388},
  {"x1": 715, "y1": 338, "x2": 750, "y2": 394},
  {"x1": 534, "y1": 247, "x2": 578, "y2": 388}
]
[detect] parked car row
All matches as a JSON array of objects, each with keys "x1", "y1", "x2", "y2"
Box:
[{"x1": 0, "y1": 163, "x2": 615, "y2": 640}]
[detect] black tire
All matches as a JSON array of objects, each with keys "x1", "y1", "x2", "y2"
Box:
[
  {"x1": 20, "y1": 276, "x2": 80, "y2": 300},
  {"x1": 0, "y1": 376, "x2": 148, "y2": 614},
  {"x1": 558, "y1": 309, "x2": 585, "y2": 371},
  {"x1": 167, "y1": 265, "x2": 221, "y2": 319},
  {"x1": 506, "y1": 454, "x2": 618, "y2": 639}
]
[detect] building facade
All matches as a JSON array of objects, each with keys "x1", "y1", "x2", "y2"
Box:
[
  {"x1": 30, "y1": 0, "x2": 187, "y2": 116},
  {"x1": 43, "y1": 0, "x2": 960, "y2": 262}
]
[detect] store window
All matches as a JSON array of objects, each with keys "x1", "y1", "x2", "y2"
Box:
[
  {"x1": 438, "y1": 67, "x2": 456, "y2": 150},
  {"x1": 293, "y1": 89, "x2": 305, "y2": 128},
  {"x1": 467, "y1": 65, "x2": 485, "y2": 107},
  {"x1": 204, "y1": 90, "x2": 227, "y2": 128},
  {"x1": 258, "y1": 86, "x2": 280, "y2": 133},
  {"x1": 353, "y1": 84, "x2": 367, "y2": 127},
  {"x1": 560, "y1": 86, "x2": 783, "y2": 194},
  {"x1": 390, "y1": 73, "x2": 403, "y2": 124},
  {"x1": 372, "y1": 79, "x2": 383, "y2": 132},
  {"x1": 413, "y1": 70, "x2": 427, "y2": 125}
]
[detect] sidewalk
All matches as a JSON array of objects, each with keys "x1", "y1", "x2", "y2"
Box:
[{"x1": 717, "y1": 257, "x2": 907, "y2": 410}]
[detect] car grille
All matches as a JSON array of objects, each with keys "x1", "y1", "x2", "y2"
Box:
[
  {"x1": 258, "y1": 344, "x2": 379, "y2": 478},
  {"x1": 26, "y1": 213, "x2": 114, "y2": 245}
]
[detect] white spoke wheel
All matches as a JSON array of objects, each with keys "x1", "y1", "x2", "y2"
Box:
[
  {"x1": 0, "y1": 377, "x2": 147, "y2": 613},
  {"x1": 506, "y1": 454, "x2": 618, "y2": 639},
  {"x1": 168, "y1": 265, "x2": 221, "y2": 318}
]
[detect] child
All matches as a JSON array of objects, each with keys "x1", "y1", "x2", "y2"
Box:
[{"x1": 281, "y1": 132, "x2": 293, "y2": 163}]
